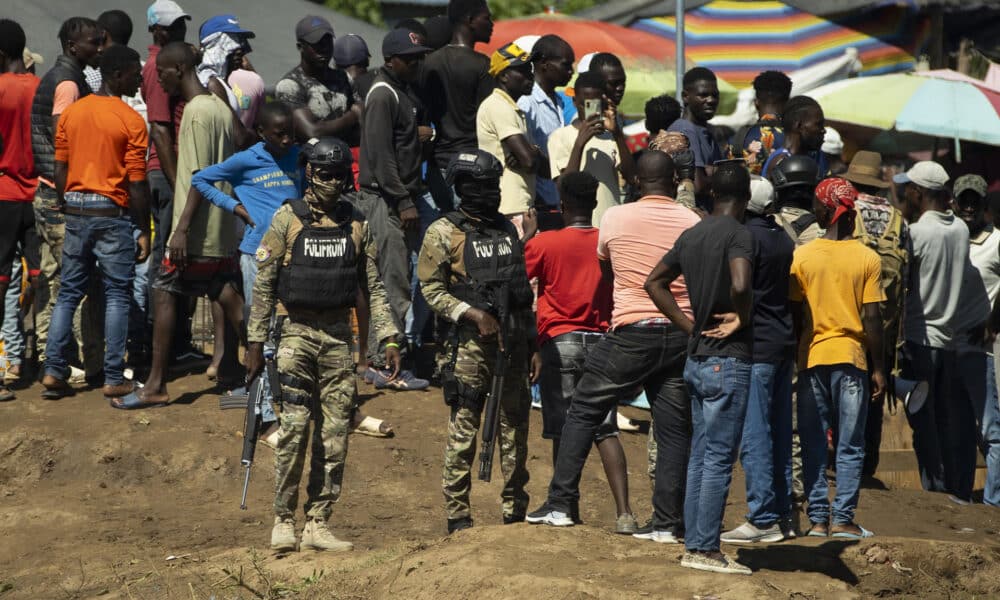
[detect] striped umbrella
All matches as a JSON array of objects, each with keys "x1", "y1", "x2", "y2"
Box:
[
  {"x1": 632, "y1": 0, "x2": 931, "y2": 89},
  {"x1": 810, "y1": 73, "x2": 1000, "y2": 146}
]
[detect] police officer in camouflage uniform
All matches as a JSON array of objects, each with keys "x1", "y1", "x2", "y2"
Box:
[
  {"x1": 417, "y1": 150, "x2": 540, "y2": 534},
  {"x1": 245, "y1": 137, "x2": 401, "y2": 553}
]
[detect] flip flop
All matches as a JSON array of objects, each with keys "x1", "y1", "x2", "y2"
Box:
[
  {"x1": 351, "y1": 415, "x2": 394, "y2": 438},
  {"x1": 41, "y1": 384, "x2": 75, "y2": 400},
  {"x1": 831, "y1": 526, "x2": 874, "y2": 539},
  {"x1": 806, "y1": 524, "x2": 829, "y2": 538},
  {"x1": 109, "y1": 390, "x2": 169, "y2": 410}
]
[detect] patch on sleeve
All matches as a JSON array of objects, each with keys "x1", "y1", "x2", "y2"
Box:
[
  {"x1": 255, "y1": 246, "x2": 272, "y2": 263},
  {"x1": 277, "y1": 346, "x2": 295, "y2": 359}
]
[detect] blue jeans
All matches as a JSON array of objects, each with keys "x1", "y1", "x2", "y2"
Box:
[
  {"x1": 741, "y1": 359, "x2": 794, "y2": 526},
  {"x1": 45, "y1": 212, "x2": 135, "y2": 386},
  {"x1": 3, "y1": 256, "x2": 25, "y2": 367},
  {"x1": 683, "y1": 355, "x2": 751, "y2": 552},
  {"x1": 986, "y1": 348, "x2": 1000, "y2": 506},
  {"x1": 128, "y1": 229, "x2": 150, "y2": 355},
  {"x1": 405, "y1": 190, "x2": 440, "y2": 348},
  {"x1": 798, "y1": 364, "x2": 868, "y2": 525},
  {"x1": 239, "y1": 251, "x2": 276, "y2": 423}
]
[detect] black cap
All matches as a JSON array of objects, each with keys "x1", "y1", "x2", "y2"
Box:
[
  {"x1": 382, "y1": 28, "x2": 431, "y2": 58},
  {"x1": 296, "y1": 15, "x2": 334, "y2": 44}
]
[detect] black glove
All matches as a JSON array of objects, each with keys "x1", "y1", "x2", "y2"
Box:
[{"x1": 672, "y1": 149, "x2": 696, "y2": 181}]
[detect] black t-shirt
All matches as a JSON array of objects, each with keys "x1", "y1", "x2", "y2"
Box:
[
  {"x1": 421, "y1": 45, "x2": 496, "y2": 169},
  {"x1": 746, "y1": 214, "x2": 795, "y2": 362},
  {"x1": 662, "y1": 215, "x2": 755, "y2": 360}
]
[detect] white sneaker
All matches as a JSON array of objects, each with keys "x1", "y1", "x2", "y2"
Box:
[
  {"x1": 721, "y1": 521, "x2": 785, "y2": 544},
  {"x1": 633, "y1": 529, "x2": 681, "y2": 543},
  {"x1": 68, "y1": 366, "x2": 86, "y2": 384}
]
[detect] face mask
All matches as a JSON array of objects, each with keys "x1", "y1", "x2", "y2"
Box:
[
  {"x1": 308, "y1": 169, "x2": 346, "y2": 207},
  {"x1": 457, "y1": 180, "x2": 501, "y2": 220}
]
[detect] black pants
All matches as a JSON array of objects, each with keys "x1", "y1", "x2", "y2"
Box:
[{"x1": 547, "y1": 324, "x2": 691, "y2": 534}]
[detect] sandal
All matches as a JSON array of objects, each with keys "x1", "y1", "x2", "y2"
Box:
[
  {"x1": 109, "y1": 390, "x2": 169, "y2": 410},
  {"x1": 41, "y1": 376, "x2": 75, "y2": 400},
  {"x1": 831, "y1": 524, "x2": 874, "y2": 539},
  {"x1": 351, "y1": 415, "x2": 394, "y2": 438},
  {"x1": 806, "y1": 522, "x2": 829, "y2": 537}
]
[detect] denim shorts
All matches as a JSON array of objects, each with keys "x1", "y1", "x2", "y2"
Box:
[{"x1": 539, "y1": 331, "x2": 618, "y2": 440}]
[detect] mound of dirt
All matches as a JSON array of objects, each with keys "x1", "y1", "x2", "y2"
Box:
[{"x1": 1, "y1": 373, "x2": 998, "y2": 599}]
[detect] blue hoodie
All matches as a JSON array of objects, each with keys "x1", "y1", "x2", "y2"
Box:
[{"x1": 192, "y1": 142, "x2": 303, "y2": 255}]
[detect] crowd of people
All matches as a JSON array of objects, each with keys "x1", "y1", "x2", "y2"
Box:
[{"x1": 0, "y1": 0, "x2": 998, "y2": 576}]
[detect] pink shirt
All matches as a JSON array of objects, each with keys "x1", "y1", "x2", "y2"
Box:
[{"x1": 597, "y1": 196, "x2": 698, "y2": 328}]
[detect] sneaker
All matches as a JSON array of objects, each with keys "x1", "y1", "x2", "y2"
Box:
[
  {"x1": 448, "y1": 517, "x2": 473, "y2": 533},
  {"x1": 525, "y1": 503, "x2": 574, "y2": 527},
  {"x1": 530, "y1": 383, "x2": 541, "y2": 409},
  {"x1": 374, "y1": 368, "x2": 430, "y2": 391},
  {"x1": 68, "y1": 366, "x2": 87, "y2": 384},
  {"x1": 947, "y1": 494, "x2": 972, "y2": 506},
  {"x1": 270, "y1": 517, "x2": 297, "y2": 553},
  {"x1": 779, "y1": 518, "x2": 797, "y2": 540},
  {"x1": 721, "y1": 521, "x2": 785, "y2": 544},
  {"x1": 615, "y1": 513, "x2": 639, "y2": 534},
  {"x1": 300, "y1": 519, "x2": 353, "y2": 552},
  {"x1": 503, "y1": 513, "x2": 525, "y2": 525},
  {"x1": 680, "y1": 552, "x2": 752, "y2": 575},
  {"x1": 632, "y1": 528, "x2": 681, "y2": 543}
]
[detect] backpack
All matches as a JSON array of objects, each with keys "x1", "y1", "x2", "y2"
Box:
[{"x1": 853, "y1": 207, "x2": 908, "y2": 332}]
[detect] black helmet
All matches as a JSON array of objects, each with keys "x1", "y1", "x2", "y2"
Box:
[
  {"x1": 769, "y1": 154, "x2": 819, "y2": 190},
  {"x1": 445, "y1": 150, "x2": 503, "y2": 186},
  {"x1": 301, "y1": 136, "x2": 352, "y2": 169}
]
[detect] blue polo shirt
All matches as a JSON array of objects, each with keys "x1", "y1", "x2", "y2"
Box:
[
  {"x1": 518, "y1": 83, "x2": 567, "y2": 208},
  {"x1": 192, "y1": 142, "x2": 303, "y2": 255}
]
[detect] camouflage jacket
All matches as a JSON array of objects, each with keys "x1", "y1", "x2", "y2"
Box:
[
  {"x1": 248, "y1": 198, "x2": 398, "y2": 344},
  {"x1": 417, "y1": 215, "x2": 537, "y2": 343}
]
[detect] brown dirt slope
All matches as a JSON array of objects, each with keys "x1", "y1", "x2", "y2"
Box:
[{"x1": 0, "y1": 372, "x2": 998, "y2": 599}]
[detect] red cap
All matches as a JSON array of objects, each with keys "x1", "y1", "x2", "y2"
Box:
[{"x1": 815, "y1": 177, "x2": 857, "y2": 225}]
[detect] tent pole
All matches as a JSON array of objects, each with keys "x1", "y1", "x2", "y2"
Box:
[{"x1": 676, "y1": 0, "x2": 684, "y2": 103}]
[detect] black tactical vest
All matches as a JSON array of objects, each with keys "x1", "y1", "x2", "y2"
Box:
[
  {"x1": 277, "y1": 200, "x2": 358, "y2": 310},
  {"x1": 31, "y1": 56, "x2": 92, "y2": 181},
  {"x1": 444, "y1": 212, "x2": 534, "y2": 314}
]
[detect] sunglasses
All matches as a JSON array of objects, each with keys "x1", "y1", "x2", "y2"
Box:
[{"x1": 312, "y1": 169, "x2": 349, "y2": 182}]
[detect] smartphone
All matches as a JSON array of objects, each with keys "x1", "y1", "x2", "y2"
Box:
[{"x1": 583, "y1": 98, "x2": 602, "y2": 120}]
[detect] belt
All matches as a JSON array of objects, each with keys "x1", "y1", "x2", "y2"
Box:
[
  {"x1": 63, "y1": 205, "x2": 127, "y2": 217},
  {"x1": 554, "y1": 331, "x2": 605, "y2": 343}
]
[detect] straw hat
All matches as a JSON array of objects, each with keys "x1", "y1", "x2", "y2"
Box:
[{"x1": 843, "y1": 150, "x2": 889, "y2": 189}]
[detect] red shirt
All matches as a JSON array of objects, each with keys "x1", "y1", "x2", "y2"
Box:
[
  {"x1": 0, "y1": 72, "x2": 41, "y2": 201},
  {"x1": 525, "y1": 226, "x2": 612, "y2": 344},
  {"x1": 142, "y1": 45, "x2": 185, "y2": 174}
]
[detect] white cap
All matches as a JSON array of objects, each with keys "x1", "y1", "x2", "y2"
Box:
[
  {"x1": 748, "y1": 176, "x2": 775, "y2": 214},
  {"x1": 514, "y1": 35, "x2": 541, "y2": 54},
  {"x1": 577, "y1": 52, "x2": 597, "y2": 73},
  {"x1": 821, "y1": 127, "x2": 843, "y2": 155},
  {"x1": 147, "y1": 0, "x2": 190, "y2": 28},
  {"x1": 892, "y1": 161, "x2": 950, "y2": 191}
]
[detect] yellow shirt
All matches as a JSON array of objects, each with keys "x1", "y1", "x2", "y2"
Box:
[
  {"x1": 789, "y1": 238, "x2": 885, "y2": 370},
  {"x1": 476, "y1": 88, "x2": 535, "y2": 215}
]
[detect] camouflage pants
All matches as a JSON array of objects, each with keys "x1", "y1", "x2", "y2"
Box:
[
  {"x1": 33, "y1": 187, "x2": 101, "y2": 369},
  {"x1": 273, "y1": 318, "x2": 355, "y2": 522},
  {"x1": 442, "y1": 329, "x2": 531, "y2": 521}
]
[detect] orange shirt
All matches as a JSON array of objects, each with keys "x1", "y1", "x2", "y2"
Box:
[{"x1": 54, "y1": 94, "x2": 147, "y2": 207}]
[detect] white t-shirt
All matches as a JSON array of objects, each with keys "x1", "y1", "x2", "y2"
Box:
[{"x1": 548, "y1": 124, "x2": 622, "y2": 227}]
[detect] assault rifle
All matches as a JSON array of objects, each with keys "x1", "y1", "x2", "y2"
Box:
[
  {"x1": 220, "y1": 344, "x2": 281, "y2": 509},
  {"x1": 478, "y1": 284, "x2": 510, "y2": 482}
]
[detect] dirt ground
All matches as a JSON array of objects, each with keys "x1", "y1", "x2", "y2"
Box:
[{"x1": 1, "y1": 371, "x2": 999, "y2": 600}]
